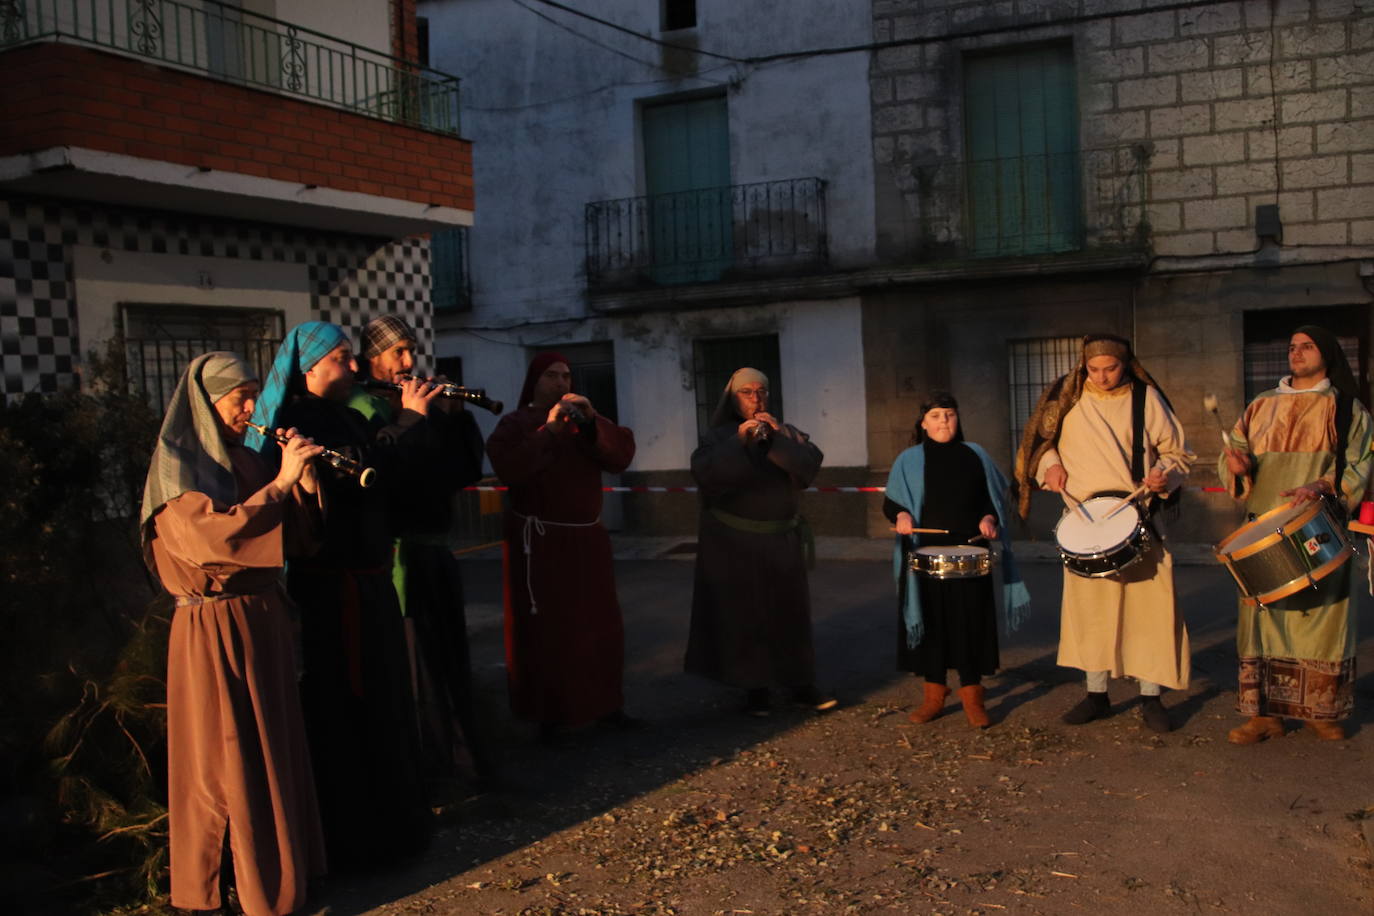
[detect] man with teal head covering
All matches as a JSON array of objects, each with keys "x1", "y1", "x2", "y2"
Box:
[{"x1": 254, "y1": 319, "x2": 435, "y2": 867}]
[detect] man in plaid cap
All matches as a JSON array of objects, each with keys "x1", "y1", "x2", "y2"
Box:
[{"x1": 350, "y1": 315, "x2": 494, "y2": 788}]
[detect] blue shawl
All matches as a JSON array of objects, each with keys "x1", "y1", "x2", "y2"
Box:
[
  {"x1": 885, "y1": 441, "x2": 1032, "y2": 648},
  {"x1": 245, "y1": 321, "x2": 349, "y2": 452}
]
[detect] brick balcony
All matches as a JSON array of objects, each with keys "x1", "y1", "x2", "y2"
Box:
[{"x1": 0, "y1": 41, "x2": 472, "y2": 236}]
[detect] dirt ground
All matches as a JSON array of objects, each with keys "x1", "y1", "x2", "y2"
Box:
[{"x1": 309, "y1": 548, "x2": 1374, "y2": 916}]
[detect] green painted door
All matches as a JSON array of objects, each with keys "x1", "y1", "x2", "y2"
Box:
[
  {"x1": 642, "y1": 95, "x2": 732, "y2": 284},
  {"x1": 964, "y1": 45, "x2": 1080, "y2": 256}
]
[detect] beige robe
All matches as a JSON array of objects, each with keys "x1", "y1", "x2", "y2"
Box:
[
  {"x1": 1036, "y1": 383, "x2": 1193, "y2": 689},
  {"x1": 149, "y1": 447, "x2": 325, "y2": 916}
]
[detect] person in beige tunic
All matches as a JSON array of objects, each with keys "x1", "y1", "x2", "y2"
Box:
[
  {"x1": 140, "y1": 352, "x2": 327, "y2": 916},
  {"x1": 1015, "y1": 335, "x2": 1193, "y2": 732}
]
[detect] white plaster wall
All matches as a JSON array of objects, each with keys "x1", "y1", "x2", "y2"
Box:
[
  {"x1": 273, "y1": 0, "x2": 392, "y2": 55},
  {"x1": 420, "y1": 0, "x2": 876, "y2": 327},
  {"x1": 72, "y1": 246, "x2": 312, "y2": 369},
  {"x1": 446, "y1": 297, "x2": 867, "y2": 471}
]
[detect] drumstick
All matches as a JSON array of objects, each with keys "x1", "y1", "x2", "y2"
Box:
[
  {"x1": 1062, "y1": 490, "x2": 1094, "y2": 522},
  {"x1": 1101, "y1": 482, "x2": 1150, "y2": 520},
  {"x1": 888, "y1": 527, "x2": 951, "y2": 534},
  {"x1": 1103, "y1": 456, "x2": 1179, "y2": 519},
  {"x1": 967, "y1": 533, "x2": 988, "y2": 544},
  {"x1": 1203, "y1": 393, "x2": 1231, "y2": 449}
]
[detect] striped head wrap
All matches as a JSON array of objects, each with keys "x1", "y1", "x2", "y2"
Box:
[{"x1": 139, "y1": 351, "x2": 257, "y2": 568}]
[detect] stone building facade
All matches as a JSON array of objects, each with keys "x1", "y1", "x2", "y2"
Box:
[{"x1": 866, "y1": 0, "x2": 1374, "y2": 542}]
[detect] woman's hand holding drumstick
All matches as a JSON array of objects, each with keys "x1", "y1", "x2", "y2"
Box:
[{"x1": 891, "y1": 511, "x2": 950, "y2": 536}]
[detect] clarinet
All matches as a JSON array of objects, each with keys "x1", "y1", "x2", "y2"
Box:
[
  {"x1": 363, "y1": 377, "x2": 504, "y2": 414},
  {"x1": 246, "y1": 422, "x2": 377, "y2": 488}
]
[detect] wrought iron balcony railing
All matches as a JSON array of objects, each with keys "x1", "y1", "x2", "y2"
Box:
[
  {"x1": 585, "y1": 177, "x2": 827, "y2": 291},
  {"x1": 1, "y1": 0, "x2": 460, "y2": 135},
  {"x1": 903, "y1": 146, "x2": 1149, "y2": 258}
]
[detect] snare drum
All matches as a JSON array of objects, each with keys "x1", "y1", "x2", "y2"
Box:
[
  {"x1": 1214, "y1": 498, "x2": 1352, "y2": 606},
  {"x1": 909, "y1": 545, "x2": 992, "y2": 579},
  {"x1": 1054, "y1": 497, "x2": 1156, "y2": 578}
]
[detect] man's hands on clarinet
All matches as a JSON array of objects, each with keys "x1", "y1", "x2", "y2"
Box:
[
  {"x1": 398, "y1": 376, "x2": 444, "y2": 415},
  {"x1": 546, "y1": 393, "x2": 596, "y2": 433}
]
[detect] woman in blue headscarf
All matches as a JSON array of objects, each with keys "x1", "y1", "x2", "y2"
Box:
[{"x1": 884, "y1": 391, "x2": 1030, "y2": 729}]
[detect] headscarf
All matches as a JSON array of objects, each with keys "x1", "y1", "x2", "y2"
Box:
[
  {"x1": 519, "y1": 351, "x2": 571, "y2": 408},
  {"x1": 1294, "y1": 324, "x2": 1358, "y2": 486},
  {"x1": 1012, "y1": 334, "x2": 1172, "y2": 518},
  {"x1": 139, "y1": 351, "x2": 257, "y2": 569},
  {"x1": 246, "y1": 321, "x2": 349, "y2": 451},
  {"x1": 709, "y1": 367, "x2": 769, "y2": 428}
]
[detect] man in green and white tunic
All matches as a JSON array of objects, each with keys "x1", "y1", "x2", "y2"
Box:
[{"x1": 1219, "y1": 325, "x2": 1372, "y2": 743}]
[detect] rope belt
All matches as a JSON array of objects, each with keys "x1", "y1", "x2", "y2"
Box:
[
  {"x1": 174, "y1": 592, "x2": 259, "y2": 607},
  {"x1": 514, "y1": 510, "x2": 601, "y2": 615}
]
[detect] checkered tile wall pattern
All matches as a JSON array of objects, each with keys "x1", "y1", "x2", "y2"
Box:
[{"x1": 0, "y1": 196, "x2": 434, "y2": 397}]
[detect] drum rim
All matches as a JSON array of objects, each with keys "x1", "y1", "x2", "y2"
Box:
[
  {"x1": 1062, "y1": 530, "x2": 1155, "y2": 577},
  {"x1": 910, "y1": 550, "x2": 993, "y2": 578},
  {"x1": 1214, "y1": 499, "x2": 1324, "y2": 561},
  {"x1": 1237, "y1": 546, "x2": 1352, "y2": 605},
  {"x1": 1056, "y1": 514, "x2": 1150, "y2": 560},
  {"x1": 912, "y1": 545, "x2": 990, "y2": 557}
]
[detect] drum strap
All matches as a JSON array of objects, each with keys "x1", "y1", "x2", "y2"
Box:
[
  {"x1": 1131, "y1": 379, "x2": 1181, "y2": 516},
  {"x1": 1130, "y1": 380, "x2": 1146, "y2": 483}
]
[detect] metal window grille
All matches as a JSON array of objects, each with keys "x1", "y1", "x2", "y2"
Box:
[
  {"x1": 121, "y1": 304, "x2": 284, "y2": 412},
  {"x1": 1241, "y1": 306, "x2": 1369, "y2": 405},
  {"x1": 3, "y1": 0, "x2": 462, "y2": 134},
  {"x1": 1244, "y1": 335, "x2": 1362, "y2": 403},
  {"x1": 692, "y1": 335, "x2": 782, "y2": 440},
  {"x1": 1007, "y1": 336, "x2": 1080, "y2": 459},
  {"x1": 585, "y1": 177, "x2": 828, "y2": 291},
  {"x1": 431, "y1": 227, "x2": 471, "y2": 312}
]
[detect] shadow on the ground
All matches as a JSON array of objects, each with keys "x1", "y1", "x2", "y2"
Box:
[{"x1": 309, "y1": 553, "x2": 1372, "y2": 913}]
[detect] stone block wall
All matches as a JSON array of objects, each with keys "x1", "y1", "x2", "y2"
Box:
[{"x1": 871, "y1": 0, "x2": 1374, "y2": 258}]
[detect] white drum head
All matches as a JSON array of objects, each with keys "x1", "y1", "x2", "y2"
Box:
[
  {"x1": 1056, "y1": 497, "x2": 1140, "y2": 555},
  {"x1": 1222, "y1": 502, "x2": 1307, "y2": 553},
  {"x1": 915, "y1": 545, "x2": 989, "y2": 558}
]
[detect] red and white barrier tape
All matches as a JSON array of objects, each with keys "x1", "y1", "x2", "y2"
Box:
[{"x1": 463, "y1": 484, "x2": 1236, "y2": 494}]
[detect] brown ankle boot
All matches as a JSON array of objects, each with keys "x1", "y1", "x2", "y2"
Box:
[
  {"x1": 958, "y1": 684, "x2": 990, "y2": 729},
  {"x1": 1304, "y1": 720, "x2": 1345, "y2": 741},
  {"x1": 1227, "y1": 716, "x2": 1283, "y2": 744},
  {"x1": 908, "y1": 682, "x2": 949, "y2": 723}
]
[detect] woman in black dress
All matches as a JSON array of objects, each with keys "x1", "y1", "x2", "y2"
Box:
[{"x1": 884, "y1": 392, "x2": 1020, "y2": 728}]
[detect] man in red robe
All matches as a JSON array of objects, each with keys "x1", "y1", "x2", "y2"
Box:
[{"x1": 486, "y1": 352, "x2": 637, "y2": 742}]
